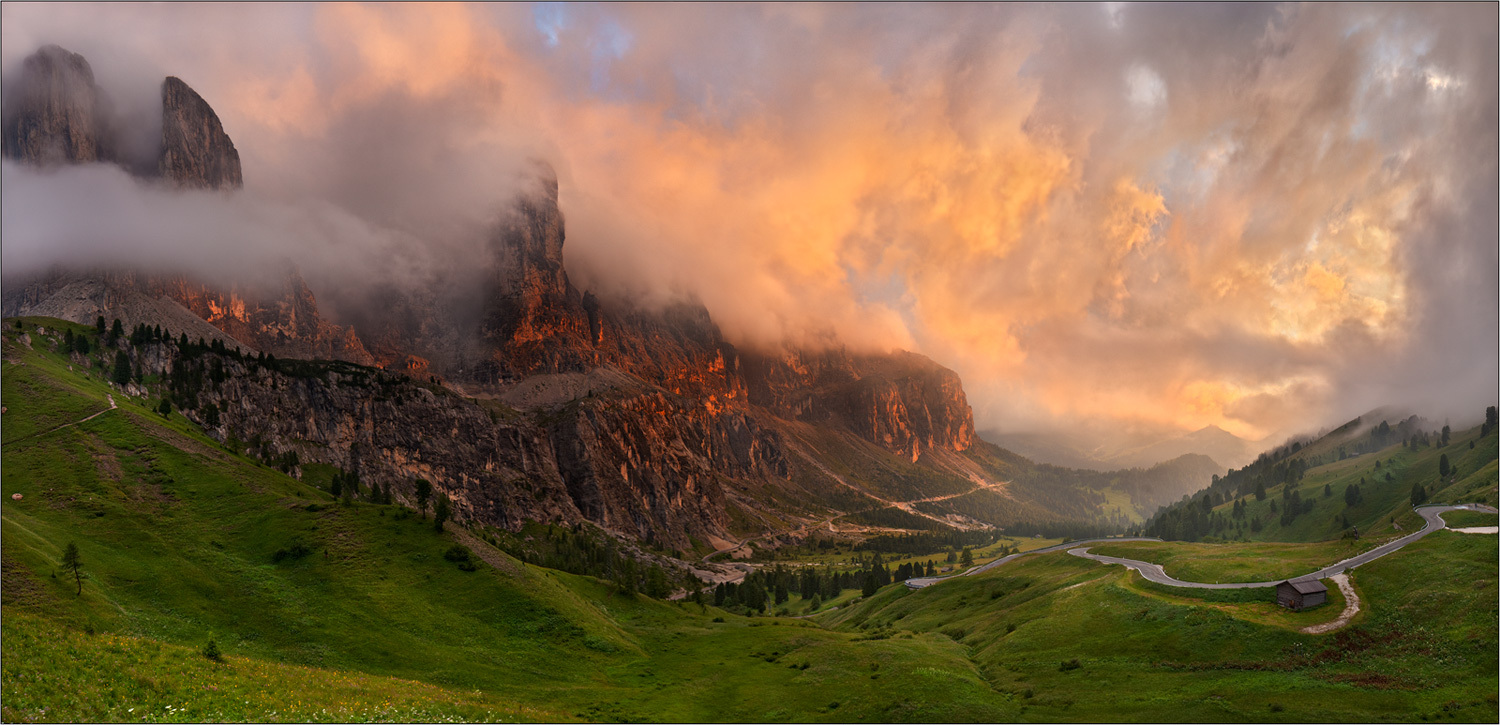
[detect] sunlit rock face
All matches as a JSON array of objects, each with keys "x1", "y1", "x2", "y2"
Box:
[
  {"x1": 1, "y1": 45, "x2": 110, "y2": 165},
  {"x1": 152, "y1": 270, "x2": 373, "y2": 365},
  {"x1": 0, "y1": 44, "x2": 981, "y2": 547},
  {"x1": 157, "y1": 76, "x2": 242, "y2": 190},
  {"x1": 740, "y1": 348, "x2": 977, "y2": 461}
]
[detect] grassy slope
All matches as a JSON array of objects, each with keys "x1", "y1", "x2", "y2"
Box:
[
  {"x1": 821, "y1": 535, "x2": 1497, "y2": 722},
  {"x1": 1087, "y1": 540, "x2": 1379, "y2": 584},
  {"x1": 1210, "y1": 425, "x2": 1498, "y2": 544},
  {"x1": 5, "y1": 318, "x2": 1494, "y2": 723},
  {"x1": 0, "y1": 321, "x2": 1009, "y2": 723},
  {"x1": 1440, "y1": 510, "x2": 1499, "y2": 528}
]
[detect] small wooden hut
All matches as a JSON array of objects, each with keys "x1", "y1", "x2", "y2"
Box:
[{"x1": 1275, "y1": 579, "x2": 1328, "y2": 610}]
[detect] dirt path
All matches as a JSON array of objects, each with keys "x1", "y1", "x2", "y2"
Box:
[
  {"x1": 700, "y1": 449, "x2": 1012, "y2": 576},
  {"x1": 1302, "y1": 573, "x2": 1359, "y2": 634},
  {"x1": 2, "y1": 394, "x2": 116, "y2": 448}
]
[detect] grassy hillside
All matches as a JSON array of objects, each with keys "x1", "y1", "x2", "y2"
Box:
[
  {"x1": 5, "y1": 317, "x2": 1494, "y2": 722},
  {"x1": 0, "y1": 319, "x2": 1016, "y2": 722},
  {"x1": 1144, "y1": 414, "x2": 1498, "y2": 543},
  {"x1": 822, "y1": 533, "x2": 1497, "y2": 722}
]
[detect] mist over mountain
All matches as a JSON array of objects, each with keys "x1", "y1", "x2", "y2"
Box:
[{"x1": 2, "y1": 3, "x2": 1494, "y2": 446}]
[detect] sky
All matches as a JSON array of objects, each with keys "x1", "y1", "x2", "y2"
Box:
[{"x1": 2, "y1": 2, "x2": 1496, "y2": 446}]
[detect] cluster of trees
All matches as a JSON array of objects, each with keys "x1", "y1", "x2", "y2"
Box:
[
  {"x1": 61, "y1": 327, "x2": 92, "y2": 355},
  {"x1": 856, "y1": 529, "x2": 996, "y2": 555},
  {"x1": 1277, "y1": 483, "x2": 1317, "y2": 527},
  {"x1": 126, "y1": 322, "x2": 169, "y2": 346},
  {"x1": 846, "y1": 506, "x2": 945, "y2": 531},
  {"x1": 706, "y1": 554, "x2": 911, "y2": 612},
  {"x1": 501, "y1": 523, "x2": 674, "y2": 598}
]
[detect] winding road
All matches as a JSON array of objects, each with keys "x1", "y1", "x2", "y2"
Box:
[{"x1": 906, "y1": 503, "x2": 1497, "y2": 590}]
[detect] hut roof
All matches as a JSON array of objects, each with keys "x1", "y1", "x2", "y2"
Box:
[{"x1": 1283, "y1": 579, "x2": 1327, "y2": 595}]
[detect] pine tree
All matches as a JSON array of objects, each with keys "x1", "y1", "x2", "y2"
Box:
[
  {"x1": 414, "y1": 479, "x2": 432, "y2": 518},
  {"x1": 617, "y1": 558, "x2": 639, "y2": 597},
  {"x1": 433, "y1": 493, "x2": 451, "y2": 532},
  {"x1": 112, "y1": 352, "x2": 132, "y2": 386},
  {"x1": 646, "y1": 565, "x2": 670, "y2": 599},
  {"x1": 61, "y1": 541, "x2": 83, "y2": 595},
  {"x1": 95, "y1": 316, "x2": 106, "y2": 335},
  {"x1": 1439, "y1": 454, "x2": 1451, "y2": 478}
]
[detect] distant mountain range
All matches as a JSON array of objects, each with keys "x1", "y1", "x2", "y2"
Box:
[{"x1": 984, "y1": 424, "x2": 1264, "y2": 473}]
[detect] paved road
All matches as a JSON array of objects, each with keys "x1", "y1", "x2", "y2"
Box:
[
  {"x1": 904, "y1": 536, "x2": 1164, "y2": 589},
  {"x1": 907, "y1": 504, "x2": 1497, "y2": 590}
]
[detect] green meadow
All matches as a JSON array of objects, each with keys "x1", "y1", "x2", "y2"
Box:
[{"x1": 3, "y1": 318, "x2": 1495, "y2": 722}]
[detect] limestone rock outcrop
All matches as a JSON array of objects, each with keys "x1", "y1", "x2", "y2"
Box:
[
  {"x1": 157, "y1": 76, "x2": 242, "y2": 189},
  {"x1": 1, "y1": 45, "x2": 110, "y2": 165}
]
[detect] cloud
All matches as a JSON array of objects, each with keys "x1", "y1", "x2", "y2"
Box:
[{"x1": 1, "y1": 2, "x2": 1494, "y2": 443}]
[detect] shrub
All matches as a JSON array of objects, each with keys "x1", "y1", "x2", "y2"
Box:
[
  {"x1": 444, "y1": 545, "x2": 479, "y2": 571},
  {"x1": 1269, "y1": 702, "x2": 1285, "y2": 713},
  {"x1": 712, "y1": 616, "x2": 725, "y2": 623},
  {"x1": 202, "y1": 638, "x2": 223, "y2": 662},
  {"x1": 271, "y1": 541, "x2": 312, "y2": 563},
  {"x1": 1059, "y1": 658, "x2": 1082, "y2": 672}
]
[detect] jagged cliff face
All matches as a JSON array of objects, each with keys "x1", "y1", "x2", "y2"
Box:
[
  {"x1": 2, "y1": 46, "x2": 242, "y2": 190},
  {"x1": 158, "y1": 76, "x2": 242, "y2": 189},
  {"x1": 5, "y1": 44, "x2": 981, "y2": 549},
  {"x1": 741, "y1": 349, "x2": 976, "y2": 461},
  {"x1": 101, "y1": 336, "x2": 786, "y2": 548},
  {"x1": 4, "y1": 269, "x2": 374, "y2": 366},
  {"x1": 1, "y1": 45, "x2": 109, "y2": 165},
  {"x1": 154, "y1": 271, "x2": 374, "y2": 364},
  {"x1": 479, "y1": 172, "x2": 599, "y2": 379},
  {"x1": 375, "y1": 167, "x2": 974, "y2": 459}
]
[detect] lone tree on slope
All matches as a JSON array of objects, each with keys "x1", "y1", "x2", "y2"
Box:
[
  {"x1": 61, "y1": 541, "x2": 83, "y2": 595},
  {"x1": 433, "y1": 493, "x2": 451, "y2": 532},
  {"x1": 414, "y1": 479, "x2": 432, "y2": 519}
]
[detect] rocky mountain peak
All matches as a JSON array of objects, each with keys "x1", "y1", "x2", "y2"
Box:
[
  {"x1": 158, "y1": 76, "x2": 242, "y2": 189},
  {"x1": 1, "y1": 44, "x2": 109, "y2": 165}
]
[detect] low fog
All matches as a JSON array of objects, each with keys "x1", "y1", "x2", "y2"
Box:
[{"x1": 1, "y1": 2, "x2": 1495, "y2": 443}]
